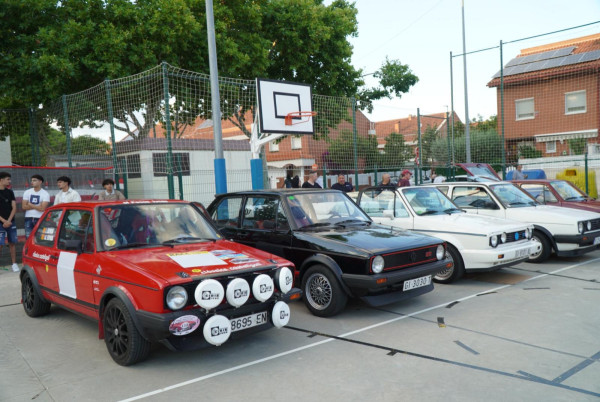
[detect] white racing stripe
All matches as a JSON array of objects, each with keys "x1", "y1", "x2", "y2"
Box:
[{"x1": 119, "y1": 258, "x2": 600, "y2": 402}]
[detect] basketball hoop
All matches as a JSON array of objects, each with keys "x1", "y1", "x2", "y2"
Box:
[{"x1": 285, "y1": 111, "x2": 317, "y2": 126}]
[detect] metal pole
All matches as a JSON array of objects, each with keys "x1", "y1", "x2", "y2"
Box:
[
  {"x1": 585, "y1": 152, "x2": 589, "y2": 195},
  {"x1": 500, "y1": 40, "x2": 506, "y2": 179},
  {"x1": 105, "y1": 79, "x2": 120, "y2": 190},
  {"x1": 446, "y1": 112, "x2": 450, "y2": 177},
  {"x1": 352, "y1": 97, "x2": 359, "y2": 189},
  {"x1": 62, "y1": 95, "x2": 72, "y2": 168},
  {"x1": 417, "y1": 108, "x2": 422, "y2": 185},
  {"x1": 176, "y1": 154, "x2": 184, "y2": 200},
  {"x1": 162, "y1": 62, "x2": 175, "y2": 199},
  {"x1": 28, "y1": 108, "x2": 38, "y2": 166},
  {"x1": 461, "y1": 0, "x2": 471, "y2": 163},
  {"x1": 206, "y1": 0, "x2": 228, "y2": 194},
  {"x1": 450, "y1": 52, "x2": 455, "y2": 172}
]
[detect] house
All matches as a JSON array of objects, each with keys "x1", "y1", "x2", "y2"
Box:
[{"x1": 487, "y1": 33, "x2": 600, "y2": 158}]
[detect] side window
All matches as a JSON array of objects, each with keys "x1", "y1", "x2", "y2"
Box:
[
  {"x1": 58, "y1": 210, "x2": 93, "y2": 252},
  {"x1": 437, "y1": 186, "x2": 449, "y2": 195},
  {"x1": 520, "y1": 184, "x2": 549, "y2": 203},
  {"x1": 34, "y1": 210, "x2": 63, "y2": 247},
  {"x1": 276, "y1": 202, "x2": 290, "y2": 231},
  {"x1": 243, "y1": 197, "x2": 278, "y2": 230},
  {"x1": 212, "y1": 198, "x2": 242, "y2": 229},
  {"x1": 452, "y1": 186, "x2": 496, "y2": 209}
]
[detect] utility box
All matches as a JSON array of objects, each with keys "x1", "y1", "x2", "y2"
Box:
[{"x1": 556, "y1": 167, "x2": 597, "y2": 199}]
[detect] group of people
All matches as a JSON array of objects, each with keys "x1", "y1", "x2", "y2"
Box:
[
  {"x1": 378, "y1": 169, "x2": 445, "y2": 187},
  {"x1": 284, "y1": 170, "x2": 355, "y2": 193},
  {"x1": 0, "y1": 172, "x2": 125, "y2": 272}
]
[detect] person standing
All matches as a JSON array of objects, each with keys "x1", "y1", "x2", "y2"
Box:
[
  {"x1": 378, "y1": 173, "x2": 396, "y2": 187},
  {"x1": 54, "y1": 176, "x2": 81, "y2": 205},
  {"x1": 513, "y1": 165, "x2": 528, "y2": 180},
  {"x1": 331, "y1": 174, "x2": 353, "y2": 192},
  {"x1": 22, "y1": 174, "x2": 50, "y2": 239},
  {"x1": 398, "y1": 170, "x2": 412, "y2": 187},
  {"x1": 0, "y1": 172, "x2": 19, "y2": 272},
  {"x1": 302, "y1": 171, "x2": 322, "y2": 188},
  {"x1": 98, "y1": 178, "x2": 126, "y2": 200}
]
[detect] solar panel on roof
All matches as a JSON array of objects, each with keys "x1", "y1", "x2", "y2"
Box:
[{"x1": 493, "y1": 48, "x2": 599, "y2": 79}]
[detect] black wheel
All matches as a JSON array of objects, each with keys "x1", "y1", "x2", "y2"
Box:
[
  {"x1": 301, "y1": 265, "x2": 347, "y2": 317},
  {"x1": 103, "y1": 298, "x2": 151, "y2": 366},
  {"x1": 529, "y1": 230, "x2": 552, "y2": 263},
  {"x1": 434, "y1": 245, "x2": 465, "y2": 284},
  {"x1": 21, "y1": 272, "x2": 51, "y2": 317}
]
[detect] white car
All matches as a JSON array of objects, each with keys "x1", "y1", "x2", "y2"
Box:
[
  {"x1": 428, "y1": 181, "x2": 600, "y2": 263},
  {"x1": 353, "y1": 186, "x2": 540, "y2": 283}
]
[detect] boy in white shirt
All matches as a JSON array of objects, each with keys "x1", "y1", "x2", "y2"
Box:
[
  {"x1": 54, "y1": 176, "x2": 81, "y2": 205},
  {"x1": 22, "y1": 174, "x2": 50, "y2": 238}
]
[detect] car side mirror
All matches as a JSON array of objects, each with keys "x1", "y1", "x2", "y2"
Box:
[
  {"x1": 383, "y1": 210, "x2": 394, "y2": 219},
  {"x1": 64, "y1": 239, "x2": 83, "y2": 253}
]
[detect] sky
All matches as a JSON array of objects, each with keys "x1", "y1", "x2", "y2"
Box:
[{"x1": 338, "y1": 0, "x2": 600, "y2": 123}]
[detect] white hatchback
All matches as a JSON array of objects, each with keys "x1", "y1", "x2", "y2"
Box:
[{"x1": 353, "y1": 186, "x2": 540, "y2": 283}]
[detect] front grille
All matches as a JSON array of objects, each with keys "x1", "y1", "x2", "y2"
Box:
[
  {"x1": 381, "y1": 244, "x2": 441, "y2": 271},
  {"x1": 506, "y1": 230, "x2": 527, "y2": 243},
  {"x1": 589, "y1": 219, "x2": 600, "y2": 231}
]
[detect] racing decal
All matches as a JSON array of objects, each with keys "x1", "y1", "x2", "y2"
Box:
[
  {"x1": 169, "y1": 315, "x2": 201, "y2": 336},
  {"x1": 33, "y1": 251, "x2": 51, "y2": 262},
  {"x1": 45, "y1": 264, "x2": 49, "y2": 273},
  {"x1": 104, "y1": 238, "x2": 116, "y2": 247},
  {"x1": 167, "y1": 251, "x2": 227, "y2": 268},
  {"x1": 210, "y1": 250, "x2": 258, "y2": 264},
  {"x1": 57, "y1": 251, "x2": 78, "y2": 299},
  {"x1": 191, "y1": 269, "x2": 202, "y2": 273}
]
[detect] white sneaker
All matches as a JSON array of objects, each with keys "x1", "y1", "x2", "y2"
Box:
[{"x1": 11, "y1": 263, "x2": 19, "y2": 272}]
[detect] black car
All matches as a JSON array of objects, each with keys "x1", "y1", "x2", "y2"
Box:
[{"x1": 207, "y1": 189, "x2": 451, "y2": 317}]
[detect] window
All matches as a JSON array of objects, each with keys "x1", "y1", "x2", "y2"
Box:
[
  {"x1": 291, "y1": 136, "x2": 302, "y2": 150},
  {"x1": 546, "y1": 141, "x2": 556, "y2": 153},
  {"x1": 269, "y1": 141, "x2": 279, "y2": 152},
  {"x1": 515, "y1": 98, "x2": 534, "y2": 120},
  {"x1": 565, "y1": 90, "x2": 586, "y2": 114},
  {"x1": 520, "y1": 184, "x2": 557, "y2": 204},
  {"x1": 153, "y1": 153, "x2": 190, "y2": 177},
  {"x1": 451, "y1": 186, "x2": 496, "y2": 209},
  {"x1": 212, "y1": 197, "x2": 243, "y2": 229},
  {"x1": 34, "y1": 210, "x2": 63, "y2": 247},
  {"x1": 117, "y1": 154, "x2": 142, "y2": 179},
  {"x1": 242, "y1": 197, "x2": 279, "y2": 229},
  {"x1": 58, "y1": 210, "x2": 93, "y2": 252}
]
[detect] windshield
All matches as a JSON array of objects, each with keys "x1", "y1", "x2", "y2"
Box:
[
  {"x1": 403, "y1": 187, "x2": 461, "y2": 215},
  {"x1": 489, "y1": 184, "x2": 537, "y2": 207},
  {"x1": 460, "y1": 164, "x2": 500, "y2": 181},
  {"x1": 551, "y1": 180, "x2": 587, "y2": 201},
  {"x1": 287, "y1": 192, "x2": 370, "y2": 229},
  {"x1": 98, "y1": 203, "x2": 219, "y2": 250}
]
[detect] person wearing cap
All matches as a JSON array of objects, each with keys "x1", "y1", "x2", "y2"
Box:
[
  {"x1": 54, "y1": 176, "x2": 82, "y2": 205},
  {"x1": 398, "y1": 169, "x2": 412, "y2": 187},
  {"x1": 302, "y1": 171, "x2": 322, "y2": 189}
]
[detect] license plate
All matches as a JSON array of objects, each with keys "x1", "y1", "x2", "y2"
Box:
[
  {"x1": 230, "y1": 311, "x2": 268, "y2": 333},
  {"x1": 594, "y1": 237, "x2": 600, "y2": 245},
  {"x1": 403, "y1": 275, "x2": 432, "y2": 291},
  {"x1": 515, "y1": 248, "x2": 530, "y2": 258}
]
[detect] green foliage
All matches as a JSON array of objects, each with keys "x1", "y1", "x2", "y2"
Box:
[
  {"x1": 325, "y1": 129, "x2": 379, "y2": 170},
  {"x1": 519, "y1": 145, "x2": 542, "y2": 159},
  {"x1": 379, "y1": 132, "x2": 411, "y2": 169},
  {"x1": 568, "y1": 138, "x2": 587, "y2": 155},
  {"x1": 358, "y1": 58, "x2": 418, "y2": 112},
  {"x1": 431, "y1": 130, "x2": 503, "y2": 165}
]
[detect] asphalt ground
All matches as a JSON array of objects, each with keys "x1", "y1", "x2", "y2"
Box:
[{"x1": 1, "y1": 252, "x2": 599, "y2": 402}]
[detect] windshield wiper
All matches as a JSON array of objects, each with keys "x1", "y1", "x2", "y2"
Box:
[
  {"x1": 418, "y1": 210, "x2": 440, "y2": 216},
  {"x1": 565, "y1": 196, "x2": 584, "y2": 201},
  {"x1": 334, "y1": 219, "x2": 369, "y2": 226},
  {"x1": 110, "y1": 242, "x2": 152, "y2": 250},
  {"x1": 162, "y1": 236, "x2": 215, "y2": 245},
  {"x1": 443, "y1": 208, "x2": 463, "y2": 214},
  {"x1": 297, "y1": 222, "x2": 333, "y2": 231}
]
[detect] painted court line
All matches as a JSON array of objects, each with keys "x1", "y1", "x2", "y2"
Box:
[{"x1": 119, "y1": 258, "x2": 600, "y2": 401}]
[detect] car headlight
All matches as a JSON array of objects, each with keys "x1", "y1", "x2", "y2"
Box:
[
  {"x1": 578, "y1": 222, "x2": 584, "y2": 234},
  {"x1": 526, "y1": 228, "x2": 532, "y2": 239},
  {"x1": 166, "y1": 286, "x2": 188, "y2": 310},
  {"x1": 436, "y1": 245, "x2": 445, "y2": 260},
  {"x1": 587, "y1": 221, "x2": 592, "y2": 231},
  {"x1": 372, "y1": 256, "x2": 384, "y2": 273},
  {"x1": 490, "y1": 235, "x2": 499, "y2": 247},
  {"x1": 500, "y1": 232, "x2": 507, "y2": 243}
]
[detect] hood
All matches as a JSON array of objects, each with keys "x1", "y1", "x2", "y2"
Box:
[
  {"x1": 561, "y1": 200, "x2": 600, "y2": 213},
  {"x1": 295, "y1": 223, "x2": 442, "y2": 256},
  {"x1": 418, "y1": 212, "x2": 529, "y2": 234},
  {"x1": 506, "y1": 205, "x2": 600, "y2": 224},
  {"x1": 103, "y1": 241, "x2": 285, "y2": 282}
]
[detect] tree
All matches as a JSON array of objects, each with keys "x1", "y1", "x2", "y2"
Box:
[
  {"x1": 568, "y1": 138, "x2": 587, "y2": 155},
  {"x1": 518, "y1": 145, "x2": 542, "y2": 159},
  {"x1": 379, "y1": 132, "x2": 411, "y2": 169},
  {"x1": 326, "y1": 129, "x2": 379, "y2": 171}
]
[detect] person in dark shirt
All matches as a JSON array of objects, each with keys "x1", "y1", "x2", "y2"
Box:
[
  {"x1": 0, "y1": 172, "x2": 19, "y2": 272},
  {"x1": 378, "y1": 173, "x2": 396, "y2": 187},
  {"x1": 331, "y1": 174, "x2": 353, "y2": 192},
  {"x1": 398, "y1": 169, "x2": 412, "y2": 187},
  {"x1": 302, "y1": 170, "x2": 322, "y2": 188}
]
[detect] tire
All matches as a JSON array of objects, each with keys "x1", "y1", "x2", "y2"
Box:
[
  {"x1": 528, "y1": 230, "x2": 552, "y2": 263},
  {"x1": 301, "y1": 265, "x2": 348, "y2": 317},
  {"x1": 434, "y1": 245, "x2": 465, "y2": 284},
  {"x1": 103, "y1": 298, "x2": 151, "y2": 366},
  {"x1": 21, "y1": 272, "x2": 51, "y2": 317}
]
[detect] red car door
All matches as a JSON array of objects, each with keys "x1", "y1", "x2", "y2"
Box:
[{"x1": 26, "y1": 210, "x2": 64, "y2": 295}]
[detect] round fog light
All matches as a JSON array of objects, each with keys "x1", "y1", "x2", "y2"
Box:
[
  {"x1": 252, "y1": 274, "x2": 275, "y2": 302},
  {"x1": 195, "y1": 279, "x2": 225, "y2": 310},
  {"x1": 372, "y1": 256, "x2": 384, "y2": 273},
  {"x1": 203, "y1": 315, "x2": 231, "y2": 346},
  {"x1": 226, "y1": 278, "x2": 250, "y2": 307},
  {"x1": 166, "y1": 286, "x2": 188, "y2": 310},
  {"x1": 436, "y1": 245, "x2": 445, "y2": 260},
  {"x1": 271, "y1": 301, "x2": 290, "y2": 328},
  {"x1": 275, "y1": 267, "x2": 294, "y2": 294}
]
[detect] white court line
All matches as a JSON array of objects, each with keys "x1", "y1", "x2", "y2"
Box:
[{"x1": 119, "y1": 257, "x2": 600, "y2": 402}]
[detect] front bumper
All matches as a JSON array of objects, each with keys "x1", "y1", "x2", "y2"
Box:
[
  {"x1": 554, "y1": 231, "x2": 600, "y2": 256},
  {"x1": 461, "y1": 240, "x2": 541, "y2": 271},
  {"x1": 341, "y1": 258, "x2": 451, "y2": 306},
  {"x1": 134, "y1": 288, "x2": 301, "y2": 350}
]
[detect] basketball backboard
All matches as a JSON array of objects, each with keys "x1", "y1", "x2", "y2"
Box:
[{"x1": 256, "y1": 78, "x2": 314, "y2": 135}]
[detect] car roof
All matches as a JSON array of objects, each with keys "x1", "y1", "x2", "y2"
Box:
[
  {"x1": 213, "y1": 188, "x2": 341, "y2": 197},
  {"x1": 46, "y1": 199, "x2": 189, "y2": 209}
]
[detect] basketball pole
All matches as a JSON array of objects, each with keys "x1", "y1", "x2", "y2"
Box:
[
  {"x1": 250, "y1": 112, "x2": 264, "y2": 190},
  {"x1": 206, "y1": 0, "x2": 228, "y2": 194}
]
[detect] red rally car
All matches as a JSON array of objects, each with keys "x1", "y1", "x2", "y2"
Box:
[{"x1": 20, "y1": 200, "x2": 300, "y2": 366}]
